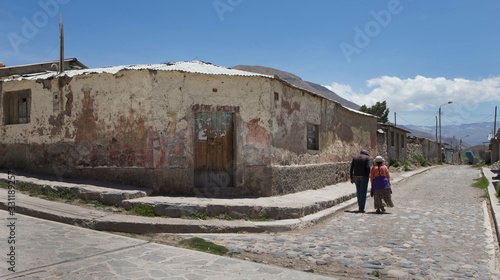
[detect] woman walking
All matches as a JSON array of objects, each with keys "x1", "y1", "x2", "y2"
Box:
[{"x1": 370, "y1": 156, "x2": 394, "y2": 214}]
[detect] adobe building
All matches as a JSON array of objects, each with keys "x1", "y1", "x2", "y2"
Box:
[
  {"x1": 0, "y1": 61, "x2": 377, "y2": 197},
  {"x1": 491, "y1": 129, "x2": 499, "y2": 163},
  {"x1": 407, "y1": 136, "x2": 440, "y2": 164},
  {"x1": 377, "y1": 123, "x2": 410, "y2": 163},
  {"x1": 0, "y1": 58, "x2": 87, "y2": 79}
]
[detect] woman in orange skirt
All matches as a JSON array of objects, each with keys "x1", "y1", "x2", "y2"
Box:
[{"x1": 370, "y1": 156, "x2": 394, "y2": 214}]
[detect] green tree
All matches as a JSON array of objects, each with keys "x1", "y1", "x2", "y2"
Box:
[{"x1": 359, "y1": 101, "x2": 390, "y2": 123}]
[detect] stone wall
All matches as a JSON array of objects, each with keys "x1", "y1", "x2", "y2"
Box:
[
  {"x1": 376, "y1": 131, "x2": 388, "y2": 160},
  {"x1": 407, "y1": 137, "x2": 439, "y2": 164},
  {"x1": 270, "y1": 162, "x2": 350, "y2": 196}
]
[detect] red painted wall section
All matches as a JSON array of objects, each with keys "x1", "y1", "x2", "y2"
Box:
[
  {"x1": 245, "y1": 118, "x2": 270, "y2": 146},
  {"x1": 74, "y1": 85, "x2": 167, "y2": 168}
]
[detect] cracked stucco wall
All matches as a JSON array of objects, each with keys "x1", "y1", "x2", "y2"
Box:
[{"x1": 0, "y1": 69, "x2": 377, "y2": 196}]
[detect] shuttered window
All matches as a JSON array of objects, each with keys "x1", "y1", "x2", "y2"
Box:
[{"x1": 4, "y1": 90, "x2": 31, "y2": 125}]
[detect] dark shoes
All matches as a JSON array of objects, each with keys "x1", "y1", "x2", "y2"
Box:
[
  {"x1": 358, "y1": 209, "x2": 365, "y2": 213},
  {"x1": 376, "y1": 209, "x2": 381, "y2": 214}
]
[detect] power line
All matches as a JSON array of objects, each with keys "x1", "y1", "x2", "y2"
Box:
[{"x1": 395, "y1": 112, "x2": 436, "y2": 127}]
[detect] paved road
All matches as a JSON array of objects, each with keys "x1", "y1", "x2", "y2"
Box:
[
  {"x1": 183, "y1": 166, "x2": 500, "y2": 279},
  {"x1": 0, "y1": 212, "x2": 333, "y2": 279}
]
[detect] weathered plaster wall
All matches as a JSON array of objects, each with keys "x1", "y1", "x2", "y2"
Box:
[
  {"x1": 0, "y1": 69, "x2": 377, "y2": 197},
  {"x1": 0, "y1": 70, "x2": 274, "y2": 195},
  {"x1": 269, "y1": 80, "x2": 376, "y2": 165},
  {"x1": 261, "y1": 80, "x2": 377, "y2": 195},
  {"x1": 385, "y1": 128, "x2": 408, "y2": 163}
]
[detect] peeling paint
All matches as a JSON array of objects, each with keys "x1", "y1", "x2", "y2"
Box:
[
  {"x1": 338, "y1": 124, "x2": 354, "y2": 143},
  {"x1": 281, "y1": 96, "x2": 300, "y2": 115},
  {"x1": 245, "y1": 118, "x2": 270, "y2": 146}
]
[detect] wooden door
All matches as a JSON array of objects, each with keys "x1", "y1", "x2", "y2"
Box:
[{"x1": 194, "y1": 112, "x2": 234, "y2": 188}]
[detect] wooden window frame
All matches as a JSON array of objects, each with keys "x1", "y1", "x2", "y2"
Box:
[
  {"x1": 4, "y1": 90, "x2": 31, "y2": 125},
  {"x1": 307, "y1": 123, "x2": 319, "y2": 150}
]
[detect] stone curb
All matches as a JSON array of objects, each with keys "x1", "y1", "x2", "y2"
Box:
[
  {"x1": 483, "y1": 168, "x2": 500, "y2": 244},
  {"x1": 119, "y1": 167, "x2": 434, "y2": 221},
  {"x1": 0, "y1": 167, "x2": 433, "y2": 234},
  {"x1": 0, "y1": 172, "x2": 153, "y2": 206}
]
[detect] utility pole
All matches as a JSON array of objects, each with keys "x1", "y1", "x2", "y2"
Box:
[
  {"x1": 436, "y1": 116, "x2": 438, "y2": 162},
  {"x1": 435, "y1": 116, "x2": 438, "y2": 143},
  {"x1": 59, "y1": 13, "x2": 64, "y2": 74},
  {"x1": 495, "y1": 106, "x2": 497, "y2": 139},
  {"x1": 394, "y1": 112, "x2": 396, "y2": 127}
]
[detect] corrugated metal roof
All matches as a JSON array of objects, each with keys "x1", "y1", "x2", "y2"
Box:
[
  {"x1": 1, "y1": 61, "x2": 272, "y2": 82},
  {"x1": 1, "y1": 60, "x2": 373, "y2": 119}
]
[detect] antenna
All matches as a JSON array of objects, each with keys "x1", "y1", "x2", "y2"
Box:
[{"x1": 59, "y1": 13, "x2": 64, "y2": 74}]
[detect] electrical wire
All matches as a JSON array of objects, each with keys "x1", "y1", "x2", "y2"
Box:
[{"x1": 395, "y1": 112, "x2": 436, "y2": 127}]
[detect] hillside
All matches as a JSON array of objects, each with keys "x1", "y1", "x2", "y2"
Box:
[
  {"x1": 231, "y1": 65, "x2": 360, "y2": 110},
  {"x1": 406, "y1": 122, "x2": 494, "y2": 147}
]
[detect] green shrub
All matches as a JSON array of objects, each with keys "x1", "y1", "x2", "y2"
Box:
[
  {"x1": 195, "y1": 212, "x2": 208, "y2": 220},
  {"x1": 403, "y1": 160, "x2": 411, "y2": 171},
  {"x1": 411, "y1": 153, "x2": 428, "y2": 167},
  {"x1": 179, "y1": 237, "x2": 229, "y2": 255},
  {"x1": 130, "y1": 204, "x2": 155, "y2": 217},
  {"x1": 390, "y1": 158, "x2": 401, "y2": 167}
]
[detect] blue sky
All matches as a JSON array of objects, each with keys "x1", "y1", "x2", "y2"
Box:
[{"x1": 1, "y1": 0, "x2": 499, "y2": 133}]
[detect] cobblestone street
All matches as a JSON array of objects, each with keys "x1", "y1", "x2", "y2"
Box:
[{"x1": 182, "y1": 166, "x2": 500, "y2": 279}]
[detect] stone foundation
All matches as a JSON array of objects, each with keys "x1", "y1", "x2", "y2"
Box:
[{"x1": 270, "y1": 162, "x2": 350, "y2": 196}]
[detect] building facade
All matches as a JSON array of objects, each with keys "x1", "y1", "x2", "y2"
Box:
[
  {"x1": 377, "y1": 123, "x2": 410, "y2": 164},
  {"x1": 0, "y1": 61, "x2": 378, "y2": 197}
]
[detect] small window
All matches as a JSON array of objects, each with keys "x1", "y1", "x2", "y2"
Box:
[
  {"x1": 307, "y1": 123, "x2": 319, "y2": 150},
  {"x1": 4, "y1": 90, "x2": 31, "y2": 125},
  {"x1": 53, "y1": 92, "x2": 60, "y2": 111},
  {"x1": 391, "y1": 131, "x2": 394, "y2": 146},
  {"x1": 401, "y1": 134, "x2": 404, "y2": 148}
]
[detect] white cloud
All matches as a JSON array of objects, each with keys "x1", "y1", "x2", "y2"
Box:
[{"x1": 325, "y1": 75, "x2": 500, "y2": 113}]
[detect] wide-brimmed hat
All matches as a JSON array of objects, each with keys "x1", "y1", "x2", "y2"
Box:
[{"x1": 375, "y1": 156, "x2": 384, "y2": 163}]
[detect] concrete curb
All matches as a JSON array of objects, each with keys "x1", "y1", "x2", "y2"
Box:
[
  {"x1": 0, "y1": 167, "x2": 433, "y2": 234},
  {"x1": 0, "y1": 172, "x2": 153, "y2": 206},
  {"x1": 483, "y1": 168, "x2": 500, "y2": 244}
]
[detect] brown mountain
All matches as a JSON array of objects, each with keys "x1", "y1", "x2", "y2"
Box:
[{"x1": 231, "y1": 65, "x2": 360, "y2": 110}]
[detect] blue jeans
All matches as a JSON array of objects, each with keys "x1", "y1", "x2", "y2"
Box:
[{"x1": 353, "y1": 177, "x2": 369, "y2": 211}]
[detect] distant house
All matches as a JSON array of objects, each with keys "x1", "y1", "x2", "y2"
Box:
[
  {"x1": 407, "y1": 136, "x2": 440, "y2": 164},
  {"x1": 491, "y1": 129, "x2": 500, "y2": 163},
  {"x1": 0, "y1": 58, "x2": 87, "y2": 80},
  {"x1": 0, "y1": 61, "x2": 377, "y2": 197},
  {"x1": 377, "y1": 123, "x2": 410, "y2": 163}
]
